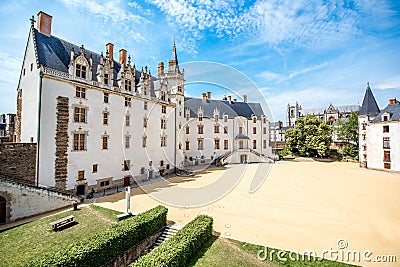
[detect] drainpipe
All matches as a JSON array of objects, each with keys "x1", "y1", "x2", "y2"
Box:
[
  {"x1": 36, "y1": 72, "x2": 43, "y2": 187},
  {"x1": 174, "y1": 101, "x2": 177, "y2": 173}
]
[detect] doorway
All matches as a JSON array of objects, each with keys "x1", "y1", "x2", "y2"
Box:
[
  {"x1": 240, "y1": 154, "x2": 247, "y2": 164},
  {"x1": 76, "y1": 185, "x2": 86, "y2": 196},
  {"x1": 0, "y1": 196, "x2": 7, "y2": 224}
]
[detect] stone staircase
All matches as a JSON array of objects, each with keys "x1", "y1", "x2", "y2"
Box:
[{"x1": 152, "y1": 224, "x2": 181, "y2": 249}]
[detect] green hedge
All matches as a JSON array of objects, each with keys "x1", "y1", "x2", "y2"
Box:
[
  {"x1": 26, "y1": 205, "x2": 167, "y2": 267},
  {"x1": 132, "y1": 215, "x2": 213, "y2": 267}
]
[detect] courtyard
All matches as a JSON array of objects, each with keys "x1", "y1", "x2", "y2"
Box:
[{"x1": 95, "y1": 161, "x2": 400, "y2": 267}]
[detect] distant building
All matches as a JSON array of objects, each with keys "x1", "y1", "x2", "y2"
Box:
[
  {"x1": 269, "y1": 121, "x2": 291, "y2": 155},
  {"x1": 0, "y1": 114, "x2": 16, "y2": 143},
  {"x1": 359, "y1": 83, "x2": 399, "y2": 171}
]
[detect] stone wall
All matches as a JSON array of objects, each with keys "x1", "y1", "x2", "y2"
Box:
[
  {"x1": 54, "y1": 96, "x2": 69, "y2": 190},
  {"x1": 0, "y1": 143, "x2": 36, "y2": 185},
  {"x1": 0, "y1": 178, "x2": 81, "y2": 223}
]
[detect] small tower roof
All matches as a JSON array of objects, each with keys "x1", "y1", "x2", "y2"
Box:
[{"x1": 360, "y1": 82, "x2": 380, "y2": 116}]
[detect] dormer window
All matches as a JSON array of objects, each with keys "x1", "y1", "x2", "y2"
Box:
[
  {"x1": 104, "y1": 73, "x2": 109, "y2": 85},
  {"x1": 383, "y1": 115, "x2": 388, "y2": 121},
  {"x1": 224, "y1": 115, "x2": 228, "y2": 122},
  {"x1": 76, "y1": 64, "x2": 86, "y2": 79},
  {"x1": 125, "y1": 79, "x2": 132, "y2": 91},
  {"x1": 253, "y1": 116, "x2": 257, "y2": 123}
]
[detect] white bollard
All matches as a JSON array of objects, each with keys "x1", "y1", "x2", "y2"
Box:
[{"x1": 126, "y1": 186, "x2": 131, "y2": 213}]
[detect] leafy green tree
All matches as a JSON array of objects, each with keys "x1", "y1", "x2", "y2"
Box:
[
  {"x1": 335, "y1": 111, "x2": 359, "y2": 146},
  {"x1": 286, "y1": 115, "x2": 332, "y2": 157}
]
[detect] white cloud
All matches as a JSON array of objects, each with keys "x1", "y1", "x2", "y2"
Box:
[
  {"x1": 257, "y1": 63, "x2": 327, "y2": 84},
  {"x1": 375, "y1": 75, "x2": 400, "y2": 90}
]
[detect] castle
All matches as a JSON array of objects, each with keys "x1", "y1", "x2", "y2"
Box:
[{"x1": 15, "y1": 12, "x2": 272, "y2": 195}]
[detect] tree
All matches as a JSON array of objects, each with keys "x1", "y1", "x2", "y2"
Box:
[
  {"x1": 286, "y1": 115, "x2": 332, "y2": 158},
  {"x1": 335, "y1": 111, "x2": 359, "y2": 146}
]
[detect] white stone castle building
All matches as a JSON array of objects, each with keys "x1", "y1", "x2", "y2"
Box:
[
  {"x1": 359, "y1": 83, "x2": 399, "y2": 172},
  {"x1": 15, "y1": 12, "x2": 272, "y2": 195}
]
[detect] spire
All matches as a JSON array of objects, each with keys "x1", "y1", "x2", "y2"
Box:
[
  {"x1": 168, "y1": 41, "x2": 180, "y2": 73},
  {"x1": 360, "y1": 82, "x2": 380, "y2": 116}
]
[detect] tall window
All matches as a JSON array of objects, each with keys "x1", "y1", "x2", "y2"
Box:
[
  {"x1": 76, "y1": 87, "x2": 86, "y2": 98},
  {"x1": 143, "y1": 117, "x2": 148, "y2": 128},
  {"x1": 185, "y1": 141, "x2": 190, "y2": 150},
  {"x1": 383, "y1": 151, "x2": 391, "y2": 162},
  {"x1": 383, "y1": 125, "x2": 389, "y2": 133},
  {"x1": 263, "y1": 117, "x2": 267, "y2": 123},
  {"x1": 104, "y1": 73, "x2": 109, "y2": 85},
  {"x1": 214, "y1": 139, "x2": 220, "y2": 149},
  {"x1": 161, "y1": 118, "x2": 166, "y2": 129},
  {"x1": 123, "y1": 160, "x2": 130, "y2": 171},
  {"x1": 125, "y1": 79, "x2": 132, "y2": 91},
  {"x1": 185, "y1": 126, "x2": 190, "y2": 134},
  {"x1": 102, "y1": 136, "x2": 108, "y2": 149},
  {"x1": 214, "y1": 125, "x2": 219, "y2": 133},
  {"x1": 253, "y1": 127, "x2": 256, "y2": 134},
  {"x1": 224, "y1": 126, "x2": 228, "y2": 134},
  {"x1": 103, "y1": 112, "x2": 109, "y2": 125},
  {"x1": 73, "y1": 133, "x2": 86, "y2": 151},
  {"x1": 197, "y1": 138, "x2": 204, "y2": 150},
  {"x1": 74, "y1": 107, "x2": 87, "y2": 123},
  {"x1": 253, "y1": 140, "x2": 257, "y2": 149},
  {"x1": 76, "y1": 64, "x2": 86, "y2": 78},
  {"x1": 198, "y1": 113, "x2": 203, "y2": 121},
  {"x1": 198, "y1": 125, "x2": 204, "y2": 134},
  {"x1": 162, "y1": 105, "x2": 167, "y2": 114},
  {"x1": 263, "y1": 127, "x2": 267, "y2": 134},
  {"x1": 103, "y1": 92, "x2": 109, "y2": 103},
  {"x1": 383, "y1": 137, "x2": 390, "y2": 149},
  {"x1": 253, "y1": 117, "x2": 257, "y2": 123},
  {"x1": 92, "y1": 164, "x2": 98, "y2": 173},
  {"x1": 78, "y1": 170, "x2": 85, "y2": 180},
  {"x1": 263, "y1": 139, "x2": 267, "y2": 149},
  {"x1": 239, "y1": 127, "x2": 243, "y2": 134},
  {"x1": 224, "y1": 140, "x2": 228, "y2": 150},
  {"x1": 144, "y1": 101, "x2": 148, "y2": 110},
  {"x1": 125, "y1": 115, "x2": 130, "y2": 126},
  {"x1": 224, "y1": 115, "x2": 228, "y2": 122},
  {"x1": 125, "y1": 135, "x2": 130, "y2": 148},
  {"x1": 214, "y1": 114, "x2": 219, "y2": 122},
  {"x1": 161, "y1": 136, "x2": 167, "y2": 147},
  {"x1": 142, "y1": 136, "x2": 147, "y2": 148},
  {"x1": 125, "y1": 97, "x2": 131, "y2": 107},
  {"x1": 239, "y1": 140, "x2": 244, "y2": 149}
]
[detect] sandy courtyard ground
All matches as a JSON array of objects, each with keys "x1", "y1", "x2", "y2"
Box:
[{"x1": 95, "y1": 161, "x2": 400, "y2": 267}]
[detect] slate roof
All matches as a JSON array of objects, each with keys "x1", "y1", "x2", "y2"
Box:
[
  {"x1": 34, "y1": 29, "x2": 141, "y2": 87},
  {"x1": 235, "y1": 133, "x2": 250, "y2": 140},
  {"x1": 301, "y1": 105, "x2": 359, "y2": 115},
  {"x1": 184, "y1": 97, "x2": 265, "y2": 119},
  {"x1": 372, "y1": 101, "x2": 400, "y2": 122},
  {"x1": 360, "y1": 84, "x2": 380, "y2": 116}
]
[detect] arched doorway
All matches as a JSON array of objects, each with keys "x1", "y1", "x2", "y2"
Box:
[{"x1": 0, "y1": 196, "x2": 6, "y2": 224}]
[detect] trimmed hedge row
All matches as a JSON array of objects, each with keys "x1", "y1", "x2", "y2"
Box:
[
  {"x1": 26, "y1": 205, "x2": 168, "y2": 267},
  {"x1": 132, "y1": 215, "x2": 213, "y2": 267}
]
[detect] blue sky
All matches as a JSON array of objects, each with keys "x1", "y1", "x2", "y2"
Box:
[{"x1": 0, "y1": 0, "x2": 399, "y2": 122}]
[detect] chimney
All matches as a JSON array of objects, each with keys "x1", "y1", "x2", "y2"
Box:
[
  {"x1": 207, "y1": 92, "x2": 211, "y2": 99},
  {"x1": 119, "y1": 49, "x2": 127, "y2": 67},
  {"x1": 106, "y1": 43, "x2": 114, "y2": 62},
  {"x1": 228, "y1": 96, "x2": 232, "y2": 103},
  {"x1": 389, "y1": 98, "x2": 397, "y2": 105},
  {"x1": 202, "y1": 93, "x2": 207, "y2": 102},
  {"x1": 158, "y1": 62, "x2": 164, "y2": 75},
  {"x1": 37, "y1": 11, "x2": 52, "y2": 36},
  {"x1": 243, "y1": 95, "x2": 247, "y2": 103},
  {"x1": 278, "y1": 120, "x2": 282, "y2": 128}
]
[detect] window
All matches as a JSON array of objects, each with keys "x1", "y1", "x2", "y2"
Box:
[
  {"x1": 198, "y1": 138, "x2": 204, "y2": 150},
  {"x1": 125, "y1": 135, "x2": 130, "y2": 149},
  {"x1": 140, "y1": 167, "x2": 145, "y2": 174},
  {"x1": 185, "y1": 126, "x2": 190, "y2": 134},
  {"x1": 239, "y1": 127, "x2": 243, "y2": 134},
  {"x1": 92, "y1": 164, "x2": 98, "y2": 173},
  {"x1": 362, "y1": 134, "x2": 366, "y2": 141},
  {"x1": 224, "y1": 140, "x2": 228, "y2": 150},
  {"x1": 185, "y1": 141, "x2": 190, "y2": 150},
  {"x1": 123, "y1": 160, "x2": 130, "y2": 171},
  {"x1": 186, "y1": 110, "x2": 190, "y2": 121},
  {"x1": 199, "y1": 114, "x2": 203, "y2": 121},
  {"x1": 263, "y1": 117, "x2": 267, "y2": 123},
  {"x1": 384, "y1": 163, "x2": 391, "y2": 169},
  {"x1": 149, "y1": 161, "x2": 153, "y2": 166},
  {"x1": 142, "y1": 136, "x2": 147, "y2": 148},
  {"x1": 103, "y1": 112, "x2": 109, "y2": 125},
  {"x1": 253, "y1": 140, "x2": 257, "y2": 149},
  {"x1": 23, "y1": 68, "x2": 25, "y2": 76},
  {"x1": 30, "y1": 63, "x2": 33, "y2": 71},
  {"x1": 104, "y1": 73, "x2": 109, "y2": 85},
  {"x1": 198, "y1": 125, "x2": 204, "y2": 134},
  {"x1": 214, "y1": 114, "x2": 219, "y2": 122},
  {"x1": 253, "y1": 127, "x2": 256, "y2": 134},
  {"x1": 224, "y1": 126, "x2": 228, "y2": 134},
  {"x1": 125, "y1": 97, "x2": 131, "y2": 107},
  {"x1": 178, "y1": 85, "x2": 183, "y2": 92},
  {"x1": 253, "y1": 117, "x2": 257, "y2": 123},
  {"x1": 263, "y1": 139, "x2": 267, "y2": 149},
  {"x1": 263, "y1": 127, "x2": 267, "y2": 134},
  {"x1": 144, "y1": 101, "x2": 148, "y2": 110},
  {"x1": 224, "y1": 115, "x2": 228, "y2": 122},
  {"x1": 161, "y1": 136, "x2": 167, "y2": 147},
  {"x1": 76, "y1": 64, "x2": 86, "y2": 78},
  {"x1": 362, "y1": 123, "x2": 366, "y2": 130},
  {"x1": 383, "y1": 137, "x2": 390, "y2": 149},
  {"x1": 78, "y1": 170, "x2": 85, "y2": 180},
  {"x1": 363, "y1": 145, "x2": 367, "y2": 151},
  {"x1": 104, "y1": 92, "x2": 109, "y2": 103},
  {"x1": 125, "y1": 79, "x2": 132, "y2": 91},
  {"x1": 76, "y1": 87, "x2": 86, "y2": 98},
  {"x1": 73, "y1": 133, "x2": 86, "y2": 151},
  {"x1": 143, "y1": 117, "x2": 148, "y2": 128},
  {"x1": 125, "y1": 115, "x2": 130, "y2": 126},
  {"x1": 239, "y1": 140, "x2": 244, "y2": 149},
  {"x1": 214, "y1": 139, "x2": 220, "y2": 149},
  {"x1": 102, "y1": 136, "x2": 108, "y2": 149},
  {"x1": 161, "y1": 118, "x2": 166, "y2": 129},
  {"x1": 162, "y1": 105, "x2": 166, "y2": 114},
  {"x1": 100, "y1": 180, "x2": 110, "y2": 187},
  {"x1": 383, "y1": 115, "x2": 388, "y2": 121},
  {"x1": 161, "y1": 92, "x2": 166, "y2": 101},
  {"x1": 383, "y1": 125, "x2": 389, "y2": 133},
  {"x1": 214, "y1": 125, "x2": 219, "y2": 133},
  {"x1": 383, "y1": 151, "x2": 391, "y2": 162},
  {"x1": 160, "y1": 160, "x2": 164, "y2": 167},
  {"x1": 74, "y1": 107, "x2": 87, "y2": 123}
]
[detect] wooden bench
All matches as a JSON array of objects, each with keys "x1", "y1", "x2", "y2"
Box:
[{"x1": 49, "y1": 215, "x2": 75, "y2": 231}]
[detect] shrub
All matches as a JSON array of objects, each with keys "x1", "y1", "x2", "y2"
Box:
[
  {"x1": 132, "y1": 215, "x2": 213, "y2": 267},
  {"x1": 340, "y1": 143, "x2": 359, "y2": 159},
  {"x1": 26, "y1": 205, "x2": 167, "y2": 267}
]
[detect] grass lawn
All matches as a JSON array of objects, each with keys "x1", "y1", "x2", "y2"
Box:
[
  {"x1": 0, "y1": 205, "x2": 122, "y2": 267},
  {"x1": 189, "y1": 237, "x2": 358, "y2": 267}
]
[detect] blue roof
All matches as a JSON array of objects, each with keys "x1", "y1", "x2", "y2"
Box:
[
  {"x1": 372, "y1": 101, "x2": 400, "y2": 122},
  {"x1": 360, "y1": 84, "x2": 380, "y2": 116}
]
